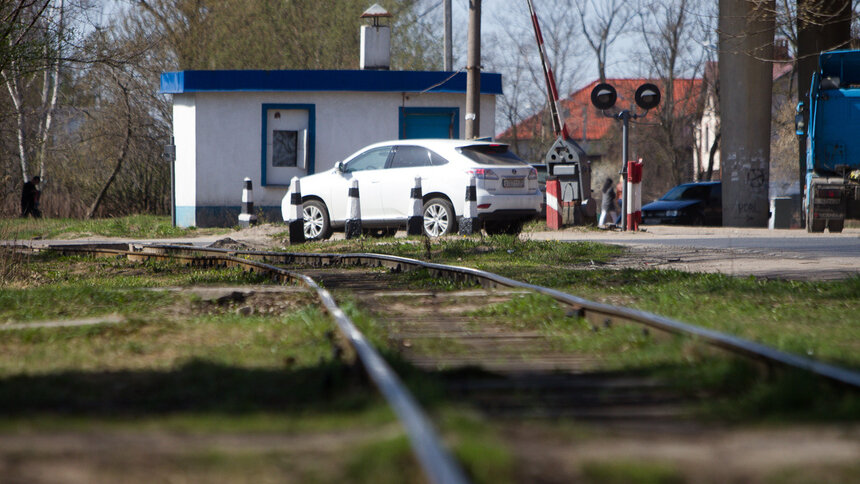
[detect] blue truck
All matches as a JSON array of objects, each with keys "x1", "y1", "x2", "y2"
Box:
[{"x1": 796, "y1": 50, "x2": 860, "y2": 232}]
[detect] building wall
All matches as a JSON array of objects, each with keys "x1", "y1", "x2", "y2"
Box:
[
  {"x1": 173, "y1": 94, "x2": 198, "y2": 227},
  {"x1": 178, "y1": 90, "x2": 496, "y2": 227}
]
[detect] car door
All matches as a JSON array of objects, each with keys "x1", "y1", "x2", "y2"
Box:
[
  {"x1": 329, "y1": 146, "x2": 392, "y2": 222},
  {"x1": 705, "y1": 183, "x2": 722, "y2": 225},
  {"x1": 378, "y1": 145, "x2": 448, "y2": 219}
]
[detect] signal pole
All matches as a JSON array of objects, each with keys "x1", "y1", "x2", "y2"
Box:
[{"x1": 465, "y1": 0, "x2": 481, "y2": 139}]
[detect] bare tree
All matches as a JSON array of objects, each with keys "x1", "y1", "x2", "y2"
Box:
[
  {"x1": 633, "y1": 0, "x2": 708, "y2": 189},
  {"x1": 574, "y1": 0, "x2": 634, "y2": 84},
  {"x1": 488, "y1": 0, "x2": 585, "y2": 156}
]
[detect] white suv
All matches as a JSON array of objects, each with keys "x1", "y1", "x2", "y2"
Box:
[{"x1": 281, "y1": 139, "x2": 542, "y2": 240}]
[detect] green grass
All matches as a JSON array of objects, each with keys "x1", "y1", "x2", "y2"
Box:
[
  {"x1": 581, "y1": 459, "x2": 685, "y2": 484},
  {"x1": 1, "y1": 214, "x2": 230, "y2": 240}
]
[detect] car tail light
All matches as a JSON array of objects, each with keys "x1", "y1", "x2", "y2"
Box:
[
  {"x1": 470, "y1": 168, "x2": 499, "y2": 180},
  {"x1": 477, "y1": 203, "x2": 491, "y2": 209},
  {"x1": 528, "y1": 168, "x2": 537, "y2": 180}
]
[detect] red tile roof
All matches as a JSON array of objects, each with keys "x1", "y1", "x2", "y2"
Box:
[{"x1": 498, "y1": 78, "x2": 705, "y2": 141}]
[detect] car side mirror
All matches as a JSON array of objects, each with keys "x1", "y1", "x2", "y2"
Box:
[
  {"x1": 795, "y1": 114, "x2": 806, "y2": 136},
  {"x1": 334, "y1": 161, "x2": 344, "y2": 173},
  {"x1": 795, "y1": 102, "x2": 806, "y2": 136}
]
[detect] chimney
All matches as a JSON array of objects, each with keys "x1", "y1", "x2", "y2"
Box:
[{"x1": 360, "y1": 4, "x2": 392, "y2": 70}]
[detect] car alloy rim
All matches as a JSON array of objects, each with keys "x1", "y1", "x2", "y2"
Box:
[
  {"x1": 423, "y1": 203, "x2": 448, "y2": 236},
  {"x1": 303, "y1": 205, "x2": 323, "y2": 238}
]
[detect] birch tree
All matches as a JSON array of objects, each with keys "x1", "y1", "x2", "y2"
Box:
[{"x1": 1, "y1": 0, "x2": 63, "y2": 184}]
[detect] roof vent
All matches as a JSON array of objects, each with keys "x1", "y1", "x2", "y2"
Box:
[{"x1": 360, "y1": 4, "x2": 391, "y2": 70}]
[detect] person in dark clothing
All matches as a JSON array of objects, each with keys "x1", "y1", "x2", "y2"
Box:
[
  {"x1": 599, "y1": 177, "x2": 617, "y2": 227},
  {"x1": 21, "y1": 176, "x2": 41, "y2": 218}
]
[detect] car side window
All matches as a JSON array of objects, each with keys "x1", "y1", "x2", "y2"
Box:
[
  {"x1": 389, "y1": 146, "x2": 443, "y2": 169},
  {"x1": 344, "y1": 147, "x2": 391, "y2": 172}
]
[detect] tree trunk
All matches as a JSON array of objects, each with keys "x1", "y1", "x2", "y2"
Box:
[
  {"x1": 87, "y1": 80, "x2": 131, "y2": 219},
  {"x1": 706, "y1": 132, "x2": 720, "y2": 181}
]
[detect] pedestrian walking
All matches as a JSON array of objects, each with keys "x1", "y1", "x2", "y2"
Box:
[
  {"x1": 21, "y1": 176, "x2": 41, "y2": 218},
  {"x1": 599, "y1": 177, "x2": 617, "y2": 227}
]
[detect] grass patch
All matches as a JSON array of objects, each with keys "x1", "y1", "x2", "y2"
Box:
[
  {"x1": 581, "y1": 459, "x2": 684, "y2": 484},
  {"x1": 1, "y1": 214, "x2": 229, "y2": 240}
]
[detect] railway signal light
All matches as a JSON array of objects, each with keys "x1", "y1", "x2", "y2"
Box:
[
  {"x1": 590, "y1": 83, "x2": 618, "y2": 110},
  {"x1": 634, "y1": 83, "x2": 661, "y2": 110}
]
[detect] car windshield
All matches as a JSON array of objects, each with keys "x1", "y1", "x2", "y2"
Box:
[
  {"x1": 661, "y1": 185, "x2": 711, "y2": 201},
  {"x1": 457, "y1": 144, "x2": 529, "y2": 166}
]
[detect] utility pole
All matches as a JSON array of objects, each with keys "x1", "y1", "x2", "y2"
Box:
[
  {"x1": 718, "y1": 0, "x2": 774, "y2": 227},
  {"x1": 465, "y1": 0, "x2": 481, "y2": 139},
  {"x1": 444, "y1": 0, "x2": 453, "y2": 71}
]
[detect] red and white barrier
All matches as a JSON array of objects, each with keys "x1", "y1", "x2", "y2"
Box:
[
  {"x1": 626, "y1": 160, "x2": 643, "y2": 231},
  {"x1": 546, "y1": 178, "x2": 562, "y2": 229}
]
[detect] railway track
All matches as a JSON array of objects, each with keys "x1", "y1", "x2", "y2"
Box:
[{"x1": 20, "y1": 242, "x2": 860, "y2": 484}]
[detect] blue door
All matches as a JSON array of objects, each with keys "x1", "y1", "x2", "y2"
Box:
[{"x1": 399, "y1": 107, "x2": 459, "y2": 139}]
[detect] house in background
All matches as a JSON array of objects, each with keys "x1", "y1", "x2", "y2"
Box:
[
  {"x1": 159, "y1": 6, "x2": 502, "y2": 228},
  {"x1": 160, "y1": 70, "x2": 501, "y2": 227},
  {"x1": 498, "y1": 77, "x2": 704, "y2": 202}
]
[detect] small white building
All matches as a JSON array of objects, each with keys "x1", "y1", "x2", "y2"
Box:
[{"x1": 160, "y1": 69, "x2": 502, "y2": 227}]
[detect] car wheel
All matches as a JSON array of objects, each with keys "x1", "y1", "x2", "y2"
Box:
[
  {"x1": 422, "y1": 198, "x2": 456, "y2": 237},
  {"x1": 828, "y1": 219, "x2": 844, "y2": 233},
  {"x1": 302, "y1": 199, "x2": 332, "y2": 241}
]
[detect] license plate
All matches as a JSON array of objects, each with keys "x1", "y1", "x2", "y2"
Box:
[{"x1": 502, "y1": 177, "x2": 524, "y2": 188}]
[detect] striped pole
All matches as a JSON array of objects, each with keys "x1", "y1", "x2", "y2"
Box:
[
  {"x1": 238, "y1": 177, "x2": 258, "y2": 228},
  {"x1": 526, "y1": 0, "x2": 570, "y2": 140},
  {"x1": 288, "y1": 176, "x2": 305, "y2": 244},
  {"x1": 545, "y1": 177, "x2": 562, "y2": 230},
  {"x1": 458, "y1": 175, "x2": 478, "y2": 235},
  {"x1": 345, "y1": 179, "x2": 362, "y2": 239},
  {"x1": 627, "y1": 160, "x2": 643, "y2": 231},
  {"x1": 407, "y1": 177, "x2": 423, "y2": 236}
]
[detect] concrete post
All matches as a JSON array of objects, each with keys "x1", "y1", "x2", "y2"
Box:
[
  {"x1": 345, "y1": 179, "x2": 362, "y2": 239},
  {"x1": 407, "y1": 177, "x2": 423, "y2": 236},
  {"x1": 288, "y1": 176, "x2": 305, "y2": 244},
  {"x1": 719, "y1": 0, "x2": 775, "y2": 227},
  {"x1": 465, "y1": 0, "x2": 481, "y2": 139},
  {"x1": 459, "y1": 175, "x2": 479, "y2": 235},
  {"x1": 238, "y1": 177, "x2": 258, "y2": 228}
]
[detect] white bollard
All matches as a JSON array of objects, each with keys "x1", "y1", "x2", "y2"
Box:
[
  {"x1": 238, "y1": 177, "x2": 258, "y2": 228},
  {"x1": 407, "y1": 176, "x2": 423, "y2": 236},
  {"x1": 288, "y1": 176, "x2": 305, "y2": 244},
  {"x1": 458, "y1": 175, "x2": 478, "y2": 235},
  {"x1": 345, "y1": 179, "x2": 362, "y2": 239}
]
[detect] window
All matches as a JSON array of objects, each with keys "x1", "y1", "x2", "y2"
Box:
[
  {"x1": 344, "y1": 146, "x2": 391, "y2": 172},
  {"x1": 272, "y1": 130, "x2": 298, "y2": 167},
  {"x1": 389, "y1": 146, "x2": 448, "y2": 169},
  {"x1": 457, "y1": 144, "x2": 529, "y2": 166}
]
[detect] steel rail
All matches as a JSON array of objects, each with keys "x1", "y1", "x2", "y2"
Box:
[
  {"x1": 41, "y1": 245, "x2": 469, "y2": 484},
  {"x1": 130, "y1": 244, "x2": 860, "y2": 390}
]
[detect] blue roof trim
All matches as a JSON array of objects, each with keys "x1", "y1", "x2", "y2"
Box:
[{"x1": 160, "y1": 70, "x2": 503, "y2": 95}]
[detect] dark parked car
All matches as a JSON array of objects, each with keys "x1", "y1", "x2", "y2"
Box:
[{"x1": 641, "y1": 181, "x2": 722, "y2": 226}]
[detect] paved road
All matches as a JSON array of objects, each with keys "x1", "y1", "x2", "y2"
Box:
[{"x1": 529, "y1": 226, "x2": 860, "y2": 257}]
